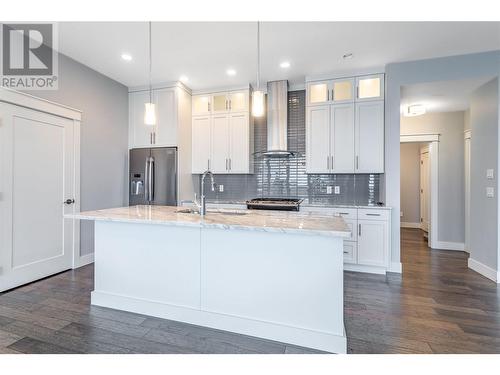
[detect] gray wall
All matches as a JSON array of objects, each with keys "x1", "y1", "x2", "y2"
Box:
[
  {"x1": 401, "y1": 111, "x2": 466, "y2": 243},
  {"x1": 24, "y1": 53, "x2": 129, "y2": 256},
  {"x1": 470, "y1": 78, "x2": 499, "y2": 270},
  {"x1": 385, "y1": 50, "x2": 500, "y2": 268},
  {"x1": 400, "y1": 143, "x2": 421, "y2": 224}
]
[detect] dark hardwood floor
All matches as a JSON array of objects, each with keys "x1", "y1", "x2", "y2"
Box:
[{"x1": 1, "y1": 228, "x2": 499, "y2": 354}]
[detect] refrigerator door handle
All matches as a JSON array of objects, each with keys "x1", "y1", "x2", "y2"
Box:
[
  {"x1": 144, "y1": 158, "x2": 149, "y2": 202},
  {"x1": 149, "y1": 156, "x2": 155, "y2": 202}
]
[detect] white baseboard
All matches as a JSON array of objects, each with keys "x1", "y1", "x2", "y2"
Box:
[
  {"x1": 74, "y1": 253, "x2": 94, "y2": 269},
  {"x1": 401, "y1": 222, "x2": 421, "y2": 229},
  {"x1": 389, "y1": 262, "x2": 402, "y2": 273},
  {"x1": 468, "y1": 258, "x2": 498, "y2": 283},
  {"x1": 433, "y1": 241, "x2": 465, "y2": 251},
  {"x1": 91, "y1": 290, "x2": 347, "y2": 353}
]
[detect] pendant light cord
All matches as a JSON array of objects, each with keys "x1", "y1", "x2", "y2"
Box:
[
  {"x1": 256, "y1": 21, "x2": 260, "y2": 91},
  {"x1": 149, "y1": 21, "x2": 152, "y2": 103}
]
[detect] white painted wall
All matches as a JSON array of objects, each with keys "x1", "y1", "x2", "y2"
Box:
[
  {"x1": 401, "y1": 111, "x2": 466, "y2": 243},
  {"x1": 400, "y1": 143, "x2": 421, "y2": 225}
]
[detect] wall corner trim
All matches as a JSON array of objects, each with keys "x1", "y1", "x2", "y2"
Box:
[
  {"x1": 468, "y1": 257, "x2": 498, "y2": 283},
  {"x1": 74, "y1": 253, "x2": 94, "y2": 269},
  {"x1": 388, "y1": 262, "x2": 402, "y2": 274}
]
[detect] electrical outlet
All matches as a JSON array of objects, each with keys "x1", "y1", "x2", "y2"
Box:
[
  {"x1": 487, "y1": 169, "x2": 495, "y2": 179},
  {"x1": 334, "y1": 186, "x2": 340, "y2": 194},
  {"x1": 219, "y1": 184, "x2": 224, "y2": 192},
  {"x1": 326, "y1": 186, "x2": 333, "y2": 194},
  {"x1": 486, "y1": 187, "x2": 495, "y2": 198}
]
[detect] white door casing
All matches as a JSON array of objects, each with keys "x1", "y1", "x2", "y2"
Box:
[
  {"x1": 420, "y1": 148, "x2": 430, "y2": 232},
  {"x1": 0, "y1": 98, "x2": 80, "y2": 292},
  {"x1": 464, "y1": 130, "x2": 471, "y2": 253}
]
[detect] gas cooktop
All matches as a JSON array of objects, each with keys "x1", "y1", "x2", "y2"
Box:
[{"x1": 246, "y1": 198, "x2": 303, "y2": 211}]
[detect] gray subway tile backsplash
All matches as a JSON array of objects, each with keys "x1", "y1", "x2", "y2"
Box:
[{"x1": 202, "y1": 90, "x2": 381, "y2": 206}]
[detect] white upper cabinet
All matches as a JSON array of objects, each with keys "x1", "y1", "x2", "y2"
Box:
[
  {"x1": 355, "y1": 101, "x2": 384, "y2": 173},
  {"x1": 191, "y1": 88, "x2": 253, "y2": 174},
  {"x1": 306, "y1": 105, "x2": 331, "y2": 173},
  {"x1": 330, "y1": 104, "x2": 355, "y2": 172},
  {"x1": 306, "y1": 73, "x2": 385, "y2": 174},
  {"x1": 155, "y1": 88, "x2": 177, "y2": 147},
  {"x1": 129, "y1": 88, "x2": 178, "y2": 148},
  {"x1": 356, "y1": 74, "x2": 384, "y2": 101},
  {"x1": 192, "y1": 95, "x2": 211, "y2": 115},
  {"x1": 191, "y1": 115, "x2": 211, "y2": 174},
  {"x1": 129, "y1": 91, "x2": 154, "y2": 148}
]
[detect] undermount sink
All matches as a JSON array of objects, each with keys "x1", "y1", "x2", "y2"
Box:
[{"x1": 175, "y1": 208, "x2": 247, "y2": 216}]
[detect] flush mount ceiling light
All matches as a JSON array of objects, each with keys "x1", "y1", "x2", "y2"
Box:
[
  {"x1": 251, "y1": 22, "x2": 265, "y2": 117},
  {"x1": 144, "y1": 22, "x2": 156, "y2": 126},
  {"x1": 121, "y1": 53, "x2": 132, "y2": 61},
  {"x1": 342, "y1": 53, "x2": 353, "y2": 59},
  {"x1": 404, "y1": 104, "x2": 426, "y2": 117},
  {"x1": 179, "y1": 75, "x2": 189, "y2": 83},
  {"x1": 280, "y1": 61, "x2": 290, "y2": 68},
  {"x1": 226, "y1": 69, "x2": 236, "y2": 76}
]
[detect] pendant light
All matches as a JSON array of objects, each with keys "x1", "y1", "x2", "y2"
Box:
[
  {"x1": 252, "y1": 22, "x2": 265, "y2": 117},
  {"x1": 144, "y1": 21, "x2": 156, "y2": 126}
]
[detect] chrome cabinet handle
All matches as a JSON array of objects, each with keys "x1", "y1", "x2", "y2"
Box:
[
  {"x1": 229, "y1": 158, "x2": 232, "y2": 171},
  {"x1": 356, "y1": 155, "x2": 359, "y2": 170},
  {"x1": 226, "y1": 158, "x2": 228, "y2": 171},
  {"x1": 331, "y1": 89, "x2": 334, "y2": 101},
  {"x1": 358, "y1": 224, "x2": 361, "y2": 236},
  {"x1": 343, "y1": 251, "x2": 348, "y2": 254},
  {"x1": 149, "y1": 156, "x2": 155, "y2": 201},
  {"x1": 207, "y1": 159, "x2": 210, "y2": 170},
  {"x1": 331, "y1": 155, "x2": 334, "y2": 169},
  {"x1": 338, "y1": 212, "x2": 349, "y2": 216},
  {"x1": 208, "y1": 102, "x2": 211, "y2": 112},
  {"x1": 366, "y1": 213, "x2": 381, "y2": 216},
  {"x1": 229, "y1": 100, "x2": 232, "y2": 110},
  {"x1": 327, "y1": 156, "x2": 330, "y2": 170},
  {"x1": 327, "y1": 89, "x2": 329, "y2": 101}
]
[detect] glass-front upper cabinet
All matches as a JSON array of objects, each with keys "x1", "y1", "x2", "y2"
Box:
[
  {"x1": 228, "y1": 90, "x2": 248, "y2": 112},
  {"x1": 307, "y1": 81, "x2": 330, "y2": 105},
  {"x1": 356, "y1": 74, "x2": 385, "y2": 101},
  {"x1": 212, "y1": 93, "x2": 229, "y2": 113},
  {"x1": 332, "y1": 78, "x2": 355, "y2": 103},
  {"x1": 192, "y1": 95, "x2": 211, "y2": 115}
]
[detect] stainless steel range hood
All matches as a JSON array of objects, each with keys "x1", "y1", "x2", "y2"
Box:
[{"x1": 259, "y1": 80, "x2": 296, "y2": 157}]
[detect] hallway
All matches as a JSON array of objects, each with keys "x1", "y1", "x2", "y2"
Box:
[{"x1": 345, "y1": 228, "x2": 500, "y2": 353}]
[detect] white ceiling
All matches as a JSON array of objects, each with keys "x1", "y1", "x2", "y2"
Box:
[
  {"x1": 58, "y1": 22, "x2": 500, "y2": 91},
  {"x1": 400, "y1": 77, "x2": 493, "y2": 114}
]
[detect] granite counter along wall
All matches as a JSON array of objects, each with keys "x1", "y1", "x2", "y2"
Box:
[{"x1": 202, "y1": 90, "x2": 381, "y2": 206}]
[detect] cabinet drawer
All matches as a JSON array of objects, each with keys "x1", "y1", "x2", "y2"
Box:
[
  {"x1": 343, "y1": 241, "x2": 357, "y2": 264},
  {"x1": 358, "y1": 209, "x2": 389, "y2": 221},
  {"x1": 330, "y1": 208, "x2": 357, "y2": 220}
]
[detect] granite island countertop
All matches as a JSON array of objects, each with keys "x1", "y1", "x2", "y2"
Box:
[{"x1": 67, "y1": 205, "x2": 351, "y2": 238}]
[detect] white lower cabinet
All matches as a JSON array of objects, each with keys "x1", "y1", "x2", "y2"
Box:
[
  {"x1": 326, "y1": 207, "x2": 391, "y2": 274},
  {"x1": 357, "y1": 219, "x2": 388, "y2": 268}
]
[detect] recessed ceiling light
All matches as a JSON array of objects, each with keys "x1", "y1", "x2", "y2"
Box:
[
  {"x1": 342, "y1": 53, "x2": 353, "y2": 60},
  {"x1": 226, "y1": 69, "x2": 236, "y2": 76},
  {"x1": 179, "y1": 75, "x2": 189, "y2": 83},
  {"x1": 121, "y1": 53, "x2": 132, "y2": 61},
  {"x1": 280, "y1": 61, "x2": 291, "y2": 68}
]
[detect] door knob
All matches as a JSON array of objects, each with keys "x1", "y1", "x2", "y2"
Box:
[{"x1": 64, "y1": 199, "x2": 75, "y2": 205}]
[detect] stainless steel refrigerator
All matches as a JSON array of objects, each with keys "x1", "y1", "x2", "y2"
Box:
[{"x1": 129, "y1": 147, "x2": 177, "y2": 206}]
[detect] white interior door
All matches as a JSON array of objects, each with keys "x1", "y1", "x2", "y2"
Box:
[
  {"x1": 420, "y1": 150, "x2": 430, "y2": 233},
  {"x1": 0, "y1": 102, "x2": 76, "y2": 292}
]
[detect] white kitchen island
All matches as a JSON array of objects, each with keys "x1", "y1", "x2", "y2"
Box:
[{"x1": 69, "y1": 205, "x2": 351, "y2": 353}]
